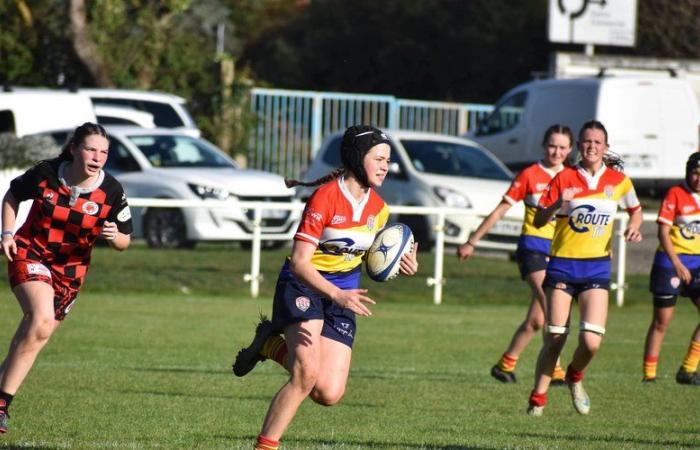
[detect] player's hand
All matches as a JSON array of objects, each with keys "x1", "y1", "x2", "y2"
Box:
[
  {"x1": 100, "y1": 221, "x2": 118, "y2": 241},
  {"x1": 1, "y1": 235, "x2": 17, "y2": 261},
  {"x1": 624, "y1": 226, "x2": 642, "y2": 243},
  {"x1": 399, "y1": 242, "x2": 419, "y2": 275},
  {"x1": 331, "y1": 288, "x2": 375, "y2": 317},
  {"x1": 457, "y1": 241, "x2": 475, "y2": 261},
  {"x1": 674, "y1": 263, "x2": 692, "y2": 284}
]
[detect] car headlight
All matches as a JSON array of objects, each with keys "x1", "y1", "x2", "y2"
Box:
[
  {"x1": 188, "y1": 183, "x2": 230, "y2": 200},
  {"x1": 433, "y1": 186, "x2": 472, "y2": 208}
]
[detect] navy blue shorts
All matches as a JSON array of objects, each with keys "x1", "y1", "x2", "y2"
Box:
[
  {"x1": 515, "y1": 249, "x2": 549, "y2": 279},
  {"x1": 649, "y1": 252, "x2": 700, "y2": 307},
  {"x1": 271, "y1": 264, "x2": 359, "y2": 348},
  {"x1": 543, "y1": 256, "x2": 611, "y2": 297}
]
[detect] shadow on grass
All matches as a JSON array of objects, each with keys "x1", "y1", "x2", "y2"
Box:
[
  {"x1": 519, "y1": 431, "x2": 690, "y2": 448},
  {"x1": 216, "y1": 435, "x2": 496, "y2": 450},
  {"x1": 118, "y1": 388, "x2": 270, "y2": 402}
]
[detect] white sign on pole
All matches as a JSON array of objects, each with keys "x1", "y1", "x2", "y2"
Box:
[{"x1": 549, "y1": 0, "x2": 637, "y2": 47}]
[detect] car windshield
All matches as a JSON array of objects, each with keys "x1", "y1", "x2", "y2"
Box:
[
  {"x1": 400, "y1": 139, "x2": 512, "y2": 180},
  {"x1": 127, "y1": 135, "x2": 235, "y2": 168}
]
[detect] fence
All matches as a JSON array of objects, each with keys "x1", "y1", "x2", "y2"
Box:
[
  {"x1": 247, "y1": 88, "x2": 496, "y2": 179},
  {"x1": 127, "y1": 198, "x2": 644, "y2": 307}
]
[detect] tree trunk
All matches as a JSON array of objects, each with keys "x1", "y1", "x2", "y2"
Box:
[{"x1": 68, "y1": 0, "x2": 114, "y2": 87}]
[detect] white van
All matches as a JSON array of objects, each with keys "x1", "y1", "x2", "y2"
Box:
[
  {"x1": 469, "y1": 76, "x2": 700, "y2": 189},
  {"x1": 0, "y1": 90, "x2": 97, "y2": 137}
]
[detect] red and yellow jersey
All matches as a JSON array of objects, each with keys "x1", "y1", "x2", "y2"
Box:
[
  {"x1": 657, "y1": 184, "x2": 700, "y2": 255},
  {"x1": 539, "y1": 165, "x2": 640, "y2": 259},
  {"x1": 504, "y1": 162, "x2": 561, "y2": 241},
  {"x1": 294, "y1": 177, "x2": 389, "y2": 273}
]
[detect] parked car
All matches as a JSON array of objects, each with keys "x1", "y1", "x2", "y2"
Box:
[
  {"x1": 299, "y1": 130, "x2": 524, "y2": 248},
  {"x1": 41, "y1": 126, "x2": 301, "y2": 248},
  {"x1": 79, "y1": 88, "x2": 200, "y2": 137},
  {"x1": 468, "y1": 75, "x2": 700, "y2": 191},
  {"x1": 0, "y1": 89, "x2": 97, "y2": 137},
  {"x1": 94, "y1": 104, "x2": 156, "y2": 128}
]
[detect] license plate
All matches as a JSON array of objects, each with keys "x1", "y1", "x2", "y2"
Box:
[
  {"x1": 261, "y1": 209, "x2": 288, "y2": 219},
  {"x1": 491, "y1": 220, "x2": 521, "y2": 236}
]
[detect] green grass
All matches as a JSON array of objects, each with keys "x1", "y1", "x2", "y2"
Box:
[{"x1": 0, "y1": 244, "x2": 698, "y2": 449}]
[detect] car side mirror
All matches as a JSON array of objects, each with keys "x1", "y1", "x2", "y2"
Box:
[{"x1": 388, "y1": 162, "x2": 402, "y2": 176}]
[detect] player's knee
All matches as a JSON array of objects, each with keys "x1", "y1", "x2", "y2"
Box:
[
  {"x1": 652, "y1": 317, "x2": 670, "y2": 333},
  {"x1": 530, "y1": 316, "x2": 545, "y2": 331},
  {"x1": 26, "y1": 314, "x2": 56, "y2": 344},
  {"x1": 310, "y1": 385, "x2": 345, "y2": 406},
  {"x1": 291, "y1": 361, "x2": 320, "y2": 392}
]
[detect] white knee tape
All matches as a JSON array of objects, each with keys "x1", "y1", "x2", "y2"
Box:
[
  {"x1": 546, "y1": 324, "x2": 569, "y2": 335},
  {"x1": 580, "y1": 321, "x2": 606, "y2": 335}
]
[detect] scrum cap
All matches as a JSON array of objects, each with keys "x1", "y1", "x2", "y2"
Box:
[{"x1": 341, "y1": 125, "x2": 391, "y2": 187}]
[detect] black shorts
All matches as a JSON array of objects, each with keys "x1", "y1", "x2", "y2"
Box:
[{"x1": 515, "y1": 249, "x2": 549, "y2": 279}]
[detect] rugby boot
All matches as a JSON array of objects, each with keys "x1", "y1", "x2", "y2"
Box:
[
  {"x1": 490, "y1": 364, "x2": 516, "y2": 383},
  {"x1": 232, "y1": 316, "x2": 276, "y2": 377},
  {"x1": 675, "y1": 368, "x2": 700, "y2": 385},
  {"x1": 0, "y1": 410, "x2": 8, "y2": 434},
  {"x1": 567, "y1": 379, "x2": 590, "y2": 415},
  {"x1": 526, "y1": 404, "x2": 544, "y2": 417}
]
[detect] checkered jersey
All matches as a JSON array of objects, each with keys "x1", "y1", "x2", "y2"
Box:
[{"x1": 9, "y1": 157, "x2": 133, "y2": 283}]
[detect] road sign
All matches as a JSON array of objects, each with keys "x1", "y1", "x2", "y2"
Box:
[{"x1": 549, "y1": 0, "x2": 637, "y2": 47}]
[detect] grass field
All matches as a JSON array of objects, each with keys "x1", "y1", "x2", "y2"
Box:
[{"x1": 0, "y1": 244, "x2": 698, "y2": 449}]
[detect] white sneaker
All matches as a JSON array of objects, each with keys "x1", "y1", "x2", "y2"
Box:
[
  {"x1": 527, "y1": 404, "x2": 544, "y2": 417},
  {"x1": 568, "y1": 380, "x2": 590, "y2": 415}
]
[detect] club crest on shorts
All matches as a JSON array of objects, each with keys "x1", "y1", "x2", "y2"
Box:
[
  {"x1": 82, "y1": 201, "x2": 99, "y2": 215},
  {"x1": 295, "y1": 296, "x2": 311, "y2": 312},
  {"x1": 670, "y1": 277, "x2": 681, "y2": 289}
]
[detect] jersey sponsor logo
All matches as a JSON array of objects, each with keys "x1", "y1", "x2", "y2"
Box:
[
  {"x1": 679, "y1": 220, "x2": 700, "y2": 239},
  {"x1": 295, "y1": 296, "x2": 311, "y2": 312},
  {"x1": 304, "y1": 209, "x2": 323, "y2": 224},
  {"x1": 568, "y1": 204, "x2": 611, "y2": 234},
  {"x1": 331, "y1": 214, "x2": 346, "y2": 225},
  {"x1": 682, "y1": 205, "x2": 695, "y2": 213},
  {"x1": 117, "y1": 206, "x2": 132, "y2": 222},
  {"x1": 536, "y1": 183, "x2": 548, "y2": 191},
  {"x1": 319, "y1": 238, "x2": 364, "y2": 256},
  {"x1": 367, "y1": 214, "x2": 375, "y2": 231},
  {"x1": 665, "y1": 202, "x2": 675, "y2": 211},
  {"x1": 27, "y1": 263, "x2": 51, "y2": 278},
  {"x1": 82, "y1": 201, "x2": 99, "y2": 215}
]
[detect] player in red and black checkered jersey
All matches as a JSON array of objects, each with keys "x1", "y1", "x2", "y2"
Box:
[{"x1": 0, "y1": 122, "x2": 132, "y2": 434}]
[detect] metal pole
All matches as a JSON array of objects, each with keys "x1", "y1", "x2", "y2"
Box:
[
  {"x1": 615, "y1": 215, "x2": 629, "y2": 307},
  {"x1": 427, "y1": 212, "x2": 446, "y2": 305},
  {"x1": 244, "y1": 207, "x2": 263, "y2": 298},
  {"x1": 310, "y1": 94, "x2": 323, "y2": 157}
]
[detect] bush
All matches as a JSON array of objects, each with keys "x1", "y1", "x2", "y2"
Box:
[{"x1": 0, "y1": 133, "x2": 60, "y2": 169}]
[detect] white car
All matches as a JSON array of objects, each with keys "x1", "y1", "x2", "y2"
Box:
[
  {"x1": 44, "y1": 127, "x2": 301, "y2": 248},
  {"x1": 300, "y1": 130, "x2": 524, "y2": 248}
]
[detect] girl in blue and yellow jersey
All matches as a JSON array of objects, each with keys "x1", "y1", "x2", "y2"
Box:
[
  {"x1": 526, "y1": 120, "x2": 643, "y2": 417},
  {"x1": 643, "y1": 153, "x2": 700, "y2": 386},
  {"x1": 457, "y1": 124, "x2": 573, "y2": 385},
  {"x1": 233, "y1": 125, "x2": 419, "y2": 450}
]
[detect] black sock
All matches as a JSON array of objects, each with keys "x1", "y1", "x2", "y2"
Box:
[{"x1": 0, "y1": 391, "x2": 13, "y2": 411}]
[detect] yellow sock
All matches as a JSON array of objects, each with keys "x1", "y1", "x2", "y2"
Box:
[
  {"x1": 552, "y1": 363, "x2": 566, "y2": 381},
  {"x1": 681, "y1": 340, "x2": 700, "y2": 373},
  {"x1": 644, "y1": 355, "x2": 658, "y2": 380},
  {"x1": 498, "y1": 353, "x2": 518, "y2": 372}
]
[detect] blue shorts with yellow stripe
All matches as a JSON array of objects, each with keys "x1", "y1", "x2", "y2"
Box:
[
  {"x1": 272, "y1": 261, "x2": 359, "y2": 348},
  {"x1": 543, "y1": 256, "x2": 611, "y2": 297}
]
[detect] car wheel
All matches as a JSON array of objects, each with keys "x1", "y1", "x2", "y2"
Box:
[
  {"x1": 143, "y1": 208, "x2": 195, "y2": 249},
  {"x1": 398, "y1": 215, "x2": 433, "y2": 251}
]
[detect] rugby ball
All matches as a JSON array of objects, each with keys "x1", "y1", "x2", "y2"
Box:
[{"x1": 366, "y1": 223, "x2": 414, "y2": 282}]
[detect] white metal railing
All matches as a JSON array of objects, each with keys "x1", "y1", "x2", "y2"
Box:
[{"x1": 129, "y1": 198, "x2": 646, "y2": 307}]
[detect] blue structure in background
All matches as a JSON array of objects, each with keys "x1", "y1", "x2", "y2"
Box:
[{"x1": 248, "y1": 87, "x2": 496, "y2": 178}]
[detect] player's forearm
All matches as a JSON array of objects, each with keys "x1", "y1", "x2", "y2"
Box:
[
  {"x1": 289, "y1": 258, "x2": 342, "y2": 300},
  {"x1": 1, "y1": 191, "x2": 19, "y2": 233},
  {"x1": 108, "y1": 232, "x2": 130, "y2": 251}
]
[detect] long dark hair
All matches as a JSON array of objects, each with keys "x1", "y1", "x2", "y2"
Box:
[
  {"x1": 578, "y1": 120, "x2": 624, "y2": 171},
  {"x1": 285, "y1": 167, "x2": 345, "y2": 188},
  {"x1": 60, "y1": 122, "x2": 108, "y2": 161}
]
